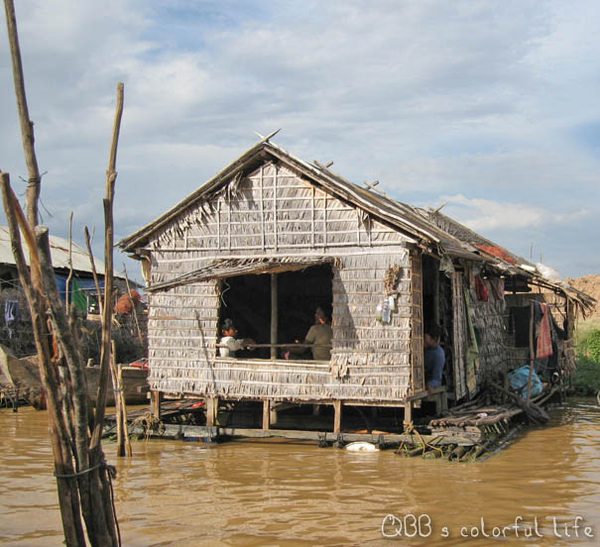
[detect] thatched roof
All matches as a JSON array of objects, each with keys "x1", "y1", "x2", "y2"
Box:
[{"x1": 119, "y1": 138, "x2": 594, "y2": 310}]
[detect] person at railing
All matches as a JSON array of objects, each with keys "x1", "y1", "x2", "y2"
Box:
[
  {"x1": 217, "y1": 318, "x2": 255, "y2": 357},
  {"x1": 286, "y1": 306, "x2": 333, "y2": 360}
]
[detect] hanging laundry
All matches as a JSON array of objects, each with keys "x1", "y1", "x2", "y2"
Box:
[
  {"x1": 488, "y1": 277, "x2": 505, "y2": 301},
  {"x1": 536, "y1": 302, "x2": 553, "y2": 359},
  {"x1": 5, "y1": 300, "x2": 20, "y2": 339},
  {"x1": 475, "y1": 277, "x2": 489, "y2": 301}
]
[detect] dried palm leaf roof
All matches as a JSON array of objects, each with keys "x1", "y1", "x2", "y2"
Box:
[{"x1": 119, "y1": 137, "x2": 594, "y2": 310}]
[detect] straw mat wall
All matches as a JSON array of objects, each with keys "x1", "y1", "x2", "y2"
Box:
[{"x1": 145, "y1": 163, "x2": 415, "y2": 403}]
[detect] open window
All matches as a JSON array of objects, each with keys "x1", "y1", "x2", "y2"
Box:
[{"x1": 217, "y1": 263, "x2": 333, "y2": 360}]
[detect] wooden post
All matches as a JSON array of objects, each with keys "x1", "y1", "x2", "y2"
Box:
[
  {"x1": 269, "y1": 404, "x2": 278, "y2": 426},
  {"x1": 150, "y1": 390, "x2": 162, "y2": 420},
  {"x1": 65, "y1": 212, "x2": 74, "y2": 311},
  {"x1": 91, "y1": 82, "x2": 124, "y2": 451},
  {"x1": 404, "y1": 401, "x2": 413, "y2": 428},
  {"x1": 205, "y1": 396, "x2": 218, "y2": 427},
  {"x1": 270, "y1": 274, "x2": 278, "y2": 360},
  {"x1": 262, "y1": 399, "x2": 271, "y2": 430},
  {"x1": 83, "y1": 226, "x2": 103, "y2": 313},
  {"x1": 526, "y1": 300, "x2": 535, "y2": 402},
  {"x1": 109, "y1": 341, "x2": 125, "y2": 457},
  {"x1": 4, "y1": 0, "x2": 41, "y2": 227},
  {"x1": 333, "y1": 400, "x2": 342, "y2": 433},
  {"x1": 3, "y1": 4, "x2": 124, "y2": 541},
  {"x1": 118, "y1": 363, "x2": 132, "y2": 457},
  {"x1": 2, "y1": 178, "x2": 86, "y2": 545}
]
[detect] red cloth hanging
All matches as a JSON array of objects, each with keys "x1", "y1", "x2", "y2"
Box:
[
  {"x1": 536, "y1": 303, "x2": 554, "y2": 359},
  {"x1": 475, "y1": 277, "x2": 489, "y2": 302}
]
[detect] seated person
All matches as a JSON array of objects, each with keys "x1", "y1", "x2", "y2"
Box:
[
  {"x1": 217, "y1": 319, "x2": 255, "y2": 357},
  {"x1": 424, "y1": 325, "x2": 445, "y2": 391},
  {"x1": 287, "y1": 307, "x2": 333, "y2": 360}
]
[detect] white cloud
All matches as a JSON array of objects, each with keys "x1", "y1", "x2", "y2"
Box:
[
  {"x1": 439, "y1": 194, "x2": 592, "y2": 232},
  {"x1": 2, "y1": 0, "x2": 600, "y2": 278}
]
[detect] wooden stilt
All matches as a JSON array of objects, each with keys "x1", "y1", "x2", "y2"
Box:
[
  {"x1": 150, "y1": 391, "x2": 162, "y2": 420},
  {"x1": 404, "y1": 401, "x2": 413, "y2": 428},
  {"x1": 262, "y1": 399, "x2": 271, "y2": 430},
  {"x1": 333, "y1": 400, "x2": 342, "y2": 433},
  {"x1": 270, "y1": 274, "x2": 278, "y2": 360},
  {"x1": 205, "y1": 397, "x2": 218, "y2": 427},
  {"x1": 269, "y1": 403, "x2": 278, "y2": 426}
]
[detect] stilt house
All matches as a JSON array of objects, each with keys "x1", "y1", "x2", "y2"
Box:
[{"x1": 120, "y1": 138, "x2": 593, "y2": 429}]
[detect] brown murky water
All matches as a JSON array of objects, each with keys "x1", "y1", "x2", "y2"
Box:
[{"x1": 1, "y1": 400, "x2": 599, "y2": 546}]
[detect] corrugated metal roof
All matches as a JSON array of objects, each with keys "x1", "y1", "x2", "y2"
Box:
[{"x1": 0, "y1": 226, "x2": 119, "y2": 277}]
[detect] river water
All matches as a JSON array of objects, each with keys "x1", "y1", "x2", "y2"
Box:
[{"x1": 1, "y1": 399, "x2": 599, "y2": 546}]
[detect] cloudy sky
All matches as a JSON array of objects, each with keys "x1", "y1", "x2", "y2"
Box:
[{"x1": 1, "y1": 0, "x2": 599, "y2": 282}]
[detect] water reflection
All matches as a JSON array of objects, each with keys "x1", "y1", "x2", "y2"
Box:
[{"x1": 0, "y1": 400, "x2": 598, "y2": 546}]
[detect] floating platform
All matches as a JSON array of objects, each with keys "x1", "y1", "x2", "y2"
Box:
[{"x1": 103, "y1": 394, "x2": 547, "y2": 461}]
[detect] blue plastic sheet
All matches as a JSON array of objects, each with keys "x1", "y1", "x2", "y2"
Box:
[{"x1": 508, "y1": 365, "x2": 543, "y2": 398}]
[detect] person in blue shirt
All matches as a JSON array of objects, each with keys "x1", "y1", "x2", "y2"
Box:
[{"x1": 424, "y1": 325, "x2": 445, "y2": 392}]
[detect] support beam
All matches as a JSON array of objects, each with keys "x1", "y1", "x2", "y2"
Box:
[
  {"x1": 205, "y1": 397, "x2": 219, "y2": 427},
  {"x1": 333, "y1": 400, "x2": 342, "y2": 433},
  {"x1": 403, "y1": 401, "x2": 413, "y2": 429},
  {"x1": 150, "y1": 390, "x2": 162, "y2": 420},
  {"x1": 262, "y1": 399, "x2": 271, "y2": 430},
  {"x1": 269, "y1": 404, "x2": 278, "y2": 426},
  {"x1": 270, "y1": 274, "x2": 278, "y2": 360}
]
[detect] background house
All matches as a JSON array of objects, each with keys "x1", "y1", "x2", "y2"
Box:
[{"x1": 0, "y1": 226, "x2": 130, "y2": 355}]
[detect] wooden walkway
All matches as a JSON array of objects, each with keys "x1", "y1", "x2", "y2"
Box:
[{"x1": 104, "y1": 397, "x2": 530, "y2": 448}]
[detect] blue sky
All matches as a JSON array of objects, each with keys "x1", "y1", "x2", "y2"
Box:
[{"x1": 1, "y1": 0, "x2": 599, "y2": 281}]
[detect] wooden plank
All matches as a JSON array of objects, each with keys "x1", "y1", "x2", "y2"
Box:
[{"x1": 121, "y1": 423, "x2": 477, "y2": 446}]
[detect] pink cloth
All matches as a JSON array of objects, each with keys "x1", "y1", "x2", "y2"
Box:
[{"x1": 536, "y1": 303, "x2": 553, "y2": 359}]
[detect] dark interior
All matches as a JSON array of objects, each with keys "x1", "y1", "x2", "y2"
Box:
[{"x1": 217, "y1": 263, "x2": 333, "y2": 359}]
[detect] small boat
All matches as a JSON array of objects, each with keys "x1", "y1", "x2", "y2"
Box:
[{"x1": 0, "y1": 344, "x2": 148, "y2": 409}]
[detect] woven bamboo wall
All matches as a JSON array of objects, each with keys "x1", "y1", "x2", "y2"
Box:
[
  {"x1": 145, "y1": 163, "x2": 415, "y2": 403},
  {"x1": 468, "y1": 276, "x2": 506, "y2": 383},
  {"x1": 148, "y1": 163, "x2": 407, "y2": 285}
]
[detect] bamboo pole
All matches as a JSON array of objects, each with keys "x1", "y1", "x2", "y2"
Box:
[
  {"x1": 91, "y1": 82, "x2": 124, "y2": 451},
  {"x1": 4, "y1": 0, "x2": 41, "y2": 227},
  {"x1": 65, "y1": 212, "x2": 74, "y2": 310},
  {"x1": 109, "y1": 340, "x2": 123, "y2": 456},
  {"x1": 3, "y1": 3, "x2": 123, "y2": 543},
  {"x1": 83, "y1": 226, "x2": 104, "y2": 315},
  {"x1": 119, "y1": 362, "x2": 132, "y2": 457},
  {"x1": 1, "y1": 175, "x2": 85, "y2": 546}
]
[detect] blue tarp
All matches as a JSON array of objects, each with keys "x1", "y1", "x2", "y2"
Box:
[
  {"x1": 54, "y1": 273, "x2": 104, "y2": 312},
  {"x1": 508, "y1": 365, "x2": 543, "y2": 398}
]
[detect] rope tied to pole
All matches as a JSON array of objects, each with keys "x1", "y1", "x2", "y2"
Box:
[
  {"x1": 54, "y1": 461, "x2": 121, "y2": 546},
  {"x1": 54, "y1": 461, "x2": 117, "y2": 480}
]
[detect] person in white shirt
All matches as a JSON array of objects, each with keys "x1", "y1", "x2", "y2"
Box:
[{"x1": 217, "y1": 319, "x2": 255, "y2": 357}]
